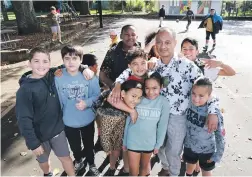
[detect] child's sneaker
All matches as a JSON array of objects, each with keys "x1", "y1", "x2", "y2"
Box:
[
  {"x1": 203, "y1": 46, "x2": 208, "y2": 52},
  {"x1": 44, "y1": 172, "x2": 53, "y2": 176},
  {"x1": 89, "y1": 164, "x2": 102, "y2": 176},
  {"x1": 74, "y1": 158, "x2": 85, "y2": 174}
]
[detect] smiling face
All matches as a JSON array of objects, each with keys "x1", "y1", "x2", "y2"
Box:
[
  {"x1": 145, "y1": 78, "x2": 162, "y2": 100},
  {"x1": 29, "y1": 52, "x2": 50, "y2": 79},
  {"x1": 121, "y1": 26, "x2": 138, "y2": 48},
  {"x1": 181, "y1": 41, "x2": 199, "y2": 61},
  {"x1": 155, "y1": 30, "x2": 176, "y2": 60},
  {"x1": 121, "y1": 88, "x2": 143, "y2": 109},
  {"x1": 128, "y1": 57, "x2": 147, "y2": 78}
]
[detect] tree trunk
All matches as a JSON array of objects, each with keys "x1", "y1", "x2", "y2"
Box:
[
  {"x1": 80, "y1": 0, "x2": 90, "y2": 15},
  {"x1": 1, "y1": 1, "x2": 9, "y2": 21},
  {"x1": 11, "y1": 0, "x2": 41, "y2": 35}
]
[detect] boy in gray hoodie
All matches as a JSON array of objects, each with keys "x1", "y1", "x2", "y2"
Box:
[{"x1": 183, "y1": 77, "x2": 225, "y2": 176}]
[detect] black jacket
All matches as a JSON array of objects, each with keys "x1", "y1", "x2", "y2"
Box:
[
  {"x1": 198, "y1": 14, "x2": 223, "y2": 34},
  {"x1": 159, "y1": 8, "x2": 165, "y2": 17},
  {"x1": 16, "y1": 70, "x2": 64, "y2": 150}
]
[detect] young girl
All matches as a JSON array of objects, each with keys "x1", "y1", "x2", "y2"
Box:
[
  {"x1": 123, "y1": 72, "x2": 170, "y2": 176},
  {"x1": 94, "y1": 80, "x2": 143, "y2": 176}
]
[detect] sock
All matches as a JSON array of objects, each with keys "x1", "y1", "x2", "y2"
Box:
[{"x1": 186, "y1": 173, "x2": 193, "y2": 176}]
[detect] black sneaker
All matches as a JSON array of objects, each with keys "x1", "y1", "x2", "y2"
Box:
[
  {"x1": 117, "y1": 170, "x2": 129, "y2": 176},
  {"x1": 104, "y1": 168, "x2": 116, "y2": 176},
  {"x1": 44, "y1": 172, "x2": 53, "y2": 176},
  {"x1": 89, "y1": 164, "x2": 102, "y2": 176},
  {"x1": 94, "y1": 136, "x2": 103, "y2": 152},
  {"x1": 203, "y1": 46, "x2": 208, "y2": 52},
  {"x1": 212, "y1": 43, "x2": 216, "y2": 48}
]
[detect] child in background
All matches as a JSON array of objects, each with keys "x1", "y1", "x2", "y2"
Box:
[
  {"x1": 55, "y1": 45, "x2": 101, "y2": 176},
  {"x1": 16, "y1": 47, "x2": 75, "y2": 176},
  {"x1": 122, "y1": 72, "x2": 170, "y2": 176},
  {"x1": 183, "y1": 77, "x2": 225, "y2": 176},
  {"x1": 109, "y1": 30, "x2": 119, "y2": 48},
  {"x1": 47, "y1": 6, "x2": 62, "y2": 44}
]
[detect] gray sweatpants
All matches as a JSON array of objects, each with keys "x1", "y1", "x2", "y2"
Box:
[{"x1": 158, "y1": 114, "x2": 187, "y2": 176}]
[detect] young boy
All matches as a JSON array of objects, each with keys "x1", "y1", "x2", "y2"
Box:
[
  {"x1": 16, "y1": 47, "x2": 75, "y2": 176},
  {"x1": 55, "y1": 45, "x2": 101, "y2": 176},
  {"x1": 183, "y1": 77, "x2": 225, "y2": 176},
  {"x1": 47, "y1": 6, "x2": 62, "y2": 44},
  {"x1": 181, "y1": 37, "x2": 236, "y2": 82}
]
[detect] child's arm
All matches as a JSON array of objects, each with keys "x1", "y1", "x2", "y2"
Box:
[
  {"x1": 115, "y1": 68, "x2": 132, "y2": 84},
  {"x1": 210, "y1": 112, "x2": 225, "y2": 163},
  {"x1": 107, "y1": 95, "x2": 138, "y2": 123},
  {"x1": 85, "y1": 77, "x2": 101, "y2": 108},
  {"x1": 206, "y1": 96, "x2": 220, "y2": 133},
  {"x1": 155, "y1": 98, "x2": 170, "y2": 150},
  {"x1": 16, "y1": 88, "x2": 41, "y2": 150}
]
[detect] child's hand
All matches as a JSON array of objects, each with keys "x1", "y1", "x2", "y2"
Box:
[
  {"x1": 32, "y1": 145, "x2": 44, "y2": 156},
  {"x1": 206, "y1": 114, "x2": 218, "y2": 133},
  {"x1": 207, "y1": 159, "x2": 213, "y2": 163},
  {"x1": 75, "y1": 99, "x2": 87, "y2": 110},
  {"x1": 130, "y1": 109, "x2": 138, "y2": 124},
  {"x1": 122, "y1": 146, "x2": 127, "y2": 151},
  {"x1": 111, "y1": 83, "x2": 121, "y2": 104},
  {"x1": 148, "y1": 57, "x2": 158, "y2": 70},
  {"x1": 153, "y1": 149, "x2": 159, "y2": 155},
  {"x1": 54, "y1": 69, "x2": 63, "y2": 77},
  {"x1": 83, "y1": 68, "x2": 94, "y2": 80}
]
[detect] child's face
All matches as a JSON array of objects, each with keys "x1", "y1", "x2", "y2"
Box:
[
  {"x1": 121, "y1": 27, "x2": 138, "y2": 48},
  {"x1": 191, "y1": 86, "x2": 210, "y2": 106},
  {"x1": 110, "y1": 35, "x2": 117, "y2": 40},
  {"x1": 29, "y1": 52, "x2": 50, "y2": 78},
  {"x1": 89, "y1": 64, "x2": 98, "y2": 74},
  {"x1": 145, "y1": 78, "x2": 162, "y2": 100},
  {"x1": 181, "y1": 41, "x2": 198, "y2": 61},
  {"x1": 128, "y1": 57, "x2": 147, "y2": 78},
  {"x1": 121, "y1": 88, "x2": 143, "y2": 109},
  {"x1": 63, "y1": 53, "x2": 81, "y2": 73}
]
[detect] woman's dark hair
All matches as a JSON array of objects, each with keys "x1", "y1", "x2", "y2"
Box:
[
  {"x1": 145, "y1": 31, "x2": 159, "y2": 59},
  {"x1": 121, "y1": 80, "x2": 143, "y2": 92},
  {"x1": 145, "y1": 72, "x2": 163, "y2": 87}
]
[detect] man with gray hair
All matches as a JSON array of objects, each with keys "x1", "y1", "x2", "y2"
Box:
[{"x1": 112, "y1": 27, "x2": 220, "y2": 176}]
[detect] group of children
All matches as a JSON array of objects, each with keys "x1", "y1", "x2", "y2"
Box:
[{"x1": 16, "y1": 23, "x2": 235, "y2": 177}]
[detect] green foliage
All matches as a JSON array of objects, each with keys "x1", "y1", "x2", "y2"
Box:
[
  {"x1": 125, "y1": 0, "x2": 144, "y2": 12},
  {"x1": 145, "y1": 0, "x2": 157, "y2": 13}
]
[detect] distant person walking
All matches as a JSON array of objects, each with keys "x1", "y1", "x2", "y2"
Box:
[{"x1": 159, "y1": 5, "x2": 165, "y2": 27}]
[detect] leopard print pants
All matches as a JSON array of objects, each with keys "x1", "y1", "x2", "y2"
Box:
[{"x1": 97, "y1": 107, "x2": 127, "y2": 153}]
